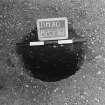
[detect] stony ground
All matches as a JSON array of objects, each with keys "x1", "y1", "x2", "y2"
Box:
[{"x1": 0, "y1": 0, "x2": 105, "y2": 105}]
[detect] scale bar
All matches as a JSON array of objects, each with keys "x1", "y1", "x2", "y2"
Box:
[
  {"x1": 58, "y1": 39, "x2": 73, "y2": 44},
  {"x1": 30, "y1": 41, "x2": 44, "y2": 46},
  {"x1": 29, "y1": 39, "x2": 86, "y2": 46}
]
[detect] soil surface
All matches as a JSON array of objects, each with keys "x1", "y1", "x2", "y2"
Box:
[{"x1": 0, "y1": 0, "x2": 105, "y2": 105}]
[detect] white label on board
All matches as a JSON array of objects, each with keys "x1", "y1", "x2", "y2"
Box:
[{"x1": 37, "y1": 17, "x2": 68, "y2": 41}]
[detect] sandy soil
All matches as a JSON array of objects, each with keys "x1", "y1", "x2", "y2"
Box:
[{"x1": 0, "y1": 0, "x2": 105, "y2": 105}]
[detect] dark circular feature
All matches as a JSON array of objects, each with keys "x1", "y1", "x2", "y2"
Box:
[{"x1": 16, "y1": 26, "x2": 86, "y2": 82}]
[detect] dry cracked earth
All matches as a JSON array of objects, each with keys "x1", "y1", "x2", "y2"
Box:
[{"x1": 0, "y1": 0, "x2": 105, "y2": 105}]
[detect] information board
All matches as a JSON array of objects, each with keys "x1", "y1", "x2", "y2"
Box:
[{"x1": 37, "y1": 17, "x2": 68, "y2": 41}]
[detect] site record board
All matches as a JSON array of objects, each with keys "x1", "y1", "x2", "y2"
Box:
[{"x1": 37, "y1": 17, "x2": 68, "y2": 41}]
